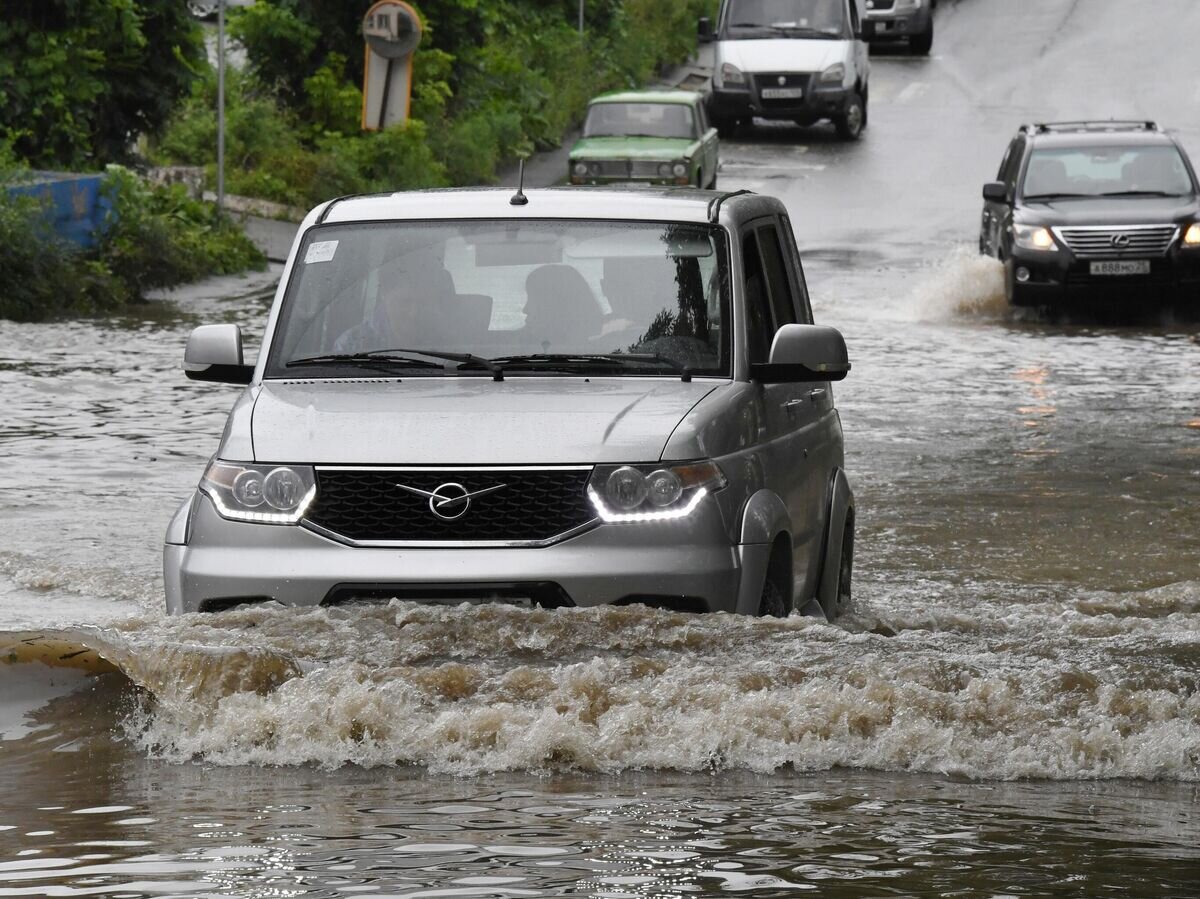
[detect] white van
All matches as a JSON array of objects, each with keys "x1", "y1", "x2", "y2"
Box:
[{"x1": 700, "y1": 0, "x2": 869, "y2": 140}]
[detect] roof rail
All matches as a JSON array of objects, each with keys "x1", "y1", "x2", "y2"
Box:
[
  {"x1": 315, "y1": 194, "x2": 358, "y2": 224},
  {"x1": 707, "y1": 189, "x2": 754, "y2": 223},
  {"x1": 1022, "y1": 120, "x2": 1159, "y2": 135}
]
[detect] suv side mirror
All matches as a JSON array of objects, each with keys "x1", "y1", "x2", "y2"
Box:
[
  {"x1": 184, "y1": 324, "x2": 254, "y2": 385},
  {"x1": 983, "y1": 181, "x2": 1009, "y2": 203},
  {"x1": 751, "y1": 324, "x2": 851, "y2": 383},
  {"x1": 698, "y1": 16, "x2": 714, "y2": 43}
]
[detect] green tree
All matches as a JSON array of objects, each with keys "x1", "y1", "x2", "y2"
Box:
[{"x1": 0, "y1": 0, "x2": 205, "y2": 168}]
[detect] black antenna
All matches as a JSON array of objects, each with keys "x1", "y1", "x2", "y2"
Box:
[{"x1": 510, "y1": 158, "x2": 529, "y2": 206}]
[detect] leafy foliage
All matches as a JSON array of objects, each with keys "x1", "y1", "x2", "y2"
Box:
[
  {"x1": 156, "y1": 0, "x2": 716, "y2": 201},
  {"x1": 0, "y1": 165, "x2": 265, "y2": 322},
  {"x1": 0, "y1": 0, "x2": 204, "y2": 168}
]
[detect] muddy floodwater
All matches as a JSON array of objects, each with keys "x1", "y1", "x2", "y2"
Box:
[{"x1": 4, "y1": 1, "x2": 1200, "y2": 895}]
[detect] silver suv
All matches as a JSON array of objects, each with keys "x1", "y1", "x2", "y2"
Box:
[{"x1": 166, "y1": 188, "x2": 856, "y2": 619}]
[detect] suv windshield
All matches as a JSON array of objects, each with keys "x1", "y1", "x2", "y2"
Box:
[
  {"x1": 584, "y1": 103, "x2": 696, "y2": 140},
  {"x1": 1022, "y1": 145, "x2": 1196, "y2": 199},
  {"x1": 266, "y1": 220, "x2": 731, "y2": 379},
  {"x1": 725, "y1": 0, "x2": 845, "y2": 35}
]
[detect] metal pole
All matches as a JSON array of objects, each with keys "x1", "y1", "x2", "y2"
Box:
[
  {"x1": 217, "y1": 0, "x2": 226, "y2": 213},
  {"x1": 578, "y1": 0, "x2": 584, "y2": 35}
]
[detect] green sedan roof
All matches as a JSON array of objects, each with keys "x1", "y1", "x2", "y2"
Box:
[{"x1": 588, "y1": 90, "x2": 702, "y2": 107}]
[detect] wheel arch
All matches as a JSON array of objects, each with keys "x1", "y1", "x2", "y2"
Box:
[{"x1": 734, "y1": 489, "x2": 792, "y2": 615}]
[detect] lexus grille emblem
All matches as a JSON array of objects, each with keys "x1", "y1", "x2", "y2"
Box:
[
  {"x1": 395, "y1": 481, "x2": 507, "y2": 521},
  {"x1": 1111, "y1": 233, "x2": 1132, "y2": 249}
]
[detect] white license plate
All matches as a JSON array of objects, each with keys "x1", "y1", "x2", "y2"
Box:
[
  {"x1": 760, "y1": 87, "x2": 804, "y2": 99},
  {"x1": 1089, "y1": 260, "x2": 1151, "y2": 276}
]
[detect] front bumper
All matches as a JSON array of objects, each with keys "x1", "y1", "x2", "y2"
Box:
[
  {"x1": 864, "y1": 8, "x2": 933, "y2": 40},
  {"x1": 1006, "y1": 246, "x2": 1200, "y2": 306},
  {"x1": 165, "y1": 492, "x2": 747, "y2": 615},
  {"x1": 709, "y1": 80, "x2": 851, "y2": 124}
]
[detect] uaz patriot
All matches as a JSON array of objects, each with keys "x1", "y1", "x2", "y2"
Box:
[{"x1": 166, "y1": 187, "x2": 856, "y2": 619}]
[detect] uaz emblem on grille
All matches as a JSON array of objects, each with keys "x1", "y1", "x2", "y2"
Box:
[{"x1": 395, "y1": 481, "x2": 507, "y2": 521}]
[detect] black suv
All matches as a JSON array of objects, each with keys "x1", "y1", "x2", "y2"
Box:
[{"x1": 980, "y1": 122, "x2": 1200, "y2": 308}]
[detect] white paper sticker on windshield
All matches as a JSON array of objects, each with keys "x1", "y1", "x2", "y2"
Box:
[{"x1": 305, "y1": 240, "x2": 339, "y2": 264}]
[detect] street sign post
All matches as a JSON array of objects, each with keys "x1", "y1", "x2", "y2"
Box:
[{"x1": 361, "y1": 1, "x2": 423, "y2": 131}]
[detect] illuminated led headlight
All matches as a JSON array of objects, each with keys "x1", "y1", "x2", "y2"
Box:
[
  {"x1": 201, "y1": 460, "x2": 316, "y2": 524},
  {"x1": 1013, "y1": 224, "x2": 1059, "y2": 252},
  {"x1": 1184, "y1": 223, "x2": 1200, "y2": 246},
  {"x1": 587, "y1": 461, "x2": 726, "y2": 523}
]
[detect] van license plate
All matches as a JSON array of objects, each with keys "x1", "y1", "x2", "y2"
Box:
[
  {"x1": 1090, "y1": 260, "x2": 1150, "y2": 276},
  {"x1": 761, "y1": 88, "x2": 804, "y2": 99}
]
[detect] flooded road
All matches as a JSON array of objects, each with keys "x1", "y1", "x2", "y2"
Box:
[{"x1": 3, "y1": 0, "x2": 1200, "y2": 895}]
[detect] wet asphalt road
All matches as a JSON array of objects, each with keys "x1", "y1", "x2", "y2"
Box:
[{"x1": 1, "y1": 0, "x2": 1199, "y2": 896}]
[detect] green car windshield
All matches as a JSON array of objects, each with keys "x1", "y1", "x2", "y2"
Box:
[{"x1": 584, "y1": 103, "x2": 697, "y2": 140}]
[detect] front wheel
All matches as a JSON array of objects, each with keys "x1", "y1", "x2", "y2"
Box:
[
  {"x1": 910, "y1": 21, "x2": 934, "y2": 55},
  {"x1": 834, "y1": 91, "x2": 865, "y2": 141}
]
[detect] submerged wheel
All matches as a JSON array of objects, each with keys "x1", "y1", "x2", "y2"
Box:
[
  {"x1": 835, "y1": 521, "x2": 854, "y2": 616},
  {"x1": 835, "y1": 91, "x2": 865, "y2": 141},
  {"x1": 757, "y1": 577, "x2": 789, "y2": 618}
]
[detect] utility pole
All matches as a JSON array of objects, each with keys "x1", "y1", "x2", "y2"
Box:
[
  {"x1": 216, "y1": 0, "x2": 226, "y2": 213},
  {"x1": 578, "y1": 0, "x2": 584, "y2": 36}
]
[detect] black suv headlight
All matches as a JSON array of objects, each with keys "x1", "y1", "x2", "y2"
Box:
[
  {"x1": 587, "y1": 461, "x2": 726, "y2": 522},
  {"x1": 201, "y1": 460, "x2": 316, "y2": 524}
]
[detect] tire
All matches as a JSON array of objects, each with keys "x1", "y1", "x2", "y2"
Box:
[
  {"x1": 757, "y1": 577, "x2": 789, "y2": 618},
  {"x1": 834, "y1": 521, "x2": 854, "y2": 618},
  {"x1": 757, "y1": 544, "x2": 793, "y2": 618},
  {"x1": 910, "y1": 21, "x2": 934, "y2": 55},
  {"x1": 708, "y1": 174, "x2": 718, "y2": 190},
  {"x1": 834, "y1": 91, "x2": 865, "y2": 141}
]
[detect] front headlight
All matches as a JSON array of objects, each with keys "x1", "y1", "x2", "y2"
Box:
[
  {"x1": 658, "y1": 162, "x2": 674, "y2": 177},
  {"x1": 572, "y1": 161, "x2": 589, "y2": 177},
  {"x1": 719, "y1": 62, "x2": 746, "y2": 87},
  {"x1": 1184, "y1": 223, "x2": 1200, "y2": 246},
  {"x1": 672, "y1": 161, "x2": 689, "y2": 178},
  {"x1": 201, "y1": 460, "x2": 316, "y2": 524},
  {"x1": 819, "y1": 63, "x2": 845, "y2": 84},
  {"x1": 1013, "y1": 224, "x2": 1059, "y2": 252},
  {"x1": 587, "y1": 461, "x2": 726, "y2": 523}
]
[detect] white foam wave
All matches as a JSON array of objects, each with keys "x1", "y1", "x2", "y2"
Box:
[{"x1": 907, "y1": 247, "x2": 1007, "y2": 321}]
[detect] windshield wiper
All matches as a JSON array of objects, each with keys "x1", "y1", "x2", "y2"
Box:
[
  {"x1": 288, "y1": 348, "x2": 505, "y2": 380},
  {"x1": 491, "y1": 353, "x2": 694, "y2": 382},
  {"x1": 1097, "y1": 190, "x2": 1181, "y2": 198},
  {"x1": 1021, "y1": 192, "x2": 1094, "y2": 201},
  {"x1": 286, "y1": 352, "x2": 443, "y2": 376}
]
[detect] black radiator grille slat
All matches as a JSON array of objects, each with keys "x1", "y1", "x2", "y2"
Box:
[{"x1": 306, "y1": 469, "x2": 596, "y2": 543}]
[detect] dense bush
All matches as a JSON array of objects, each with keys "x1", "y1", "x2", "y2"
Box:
[
  {"x1": 0, "y1": 0, "x2": 204, "y2": 168},
  {"x1": 154, "y1": 0, "x2": 716, "y2": 203},
  {"x1": 0, "y1": 162, "x2": 265, "y2": 323}
]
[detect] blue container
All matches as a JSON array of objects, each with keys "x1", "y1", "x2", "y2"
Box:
[{"x1": 4, "y1": 172, "x2": 113, "y2": 250}]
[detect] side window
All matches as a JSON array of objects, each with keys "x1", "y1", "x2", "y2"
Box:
[
  {"x1": 756, "y1": 223, "x2": 799, "y2": 331},
  {"x1": 741, "y1": 231, "x2": 774, "y2": 364},
  {"x1": 778, "y1": 215, "x2": 814, "y2": 324},
  {"x1": 695, "y1": 101, "x2": 708, "y2": 135},
  {"x1": 847, "y1": 0, "x2": 860, "y2": 33}
]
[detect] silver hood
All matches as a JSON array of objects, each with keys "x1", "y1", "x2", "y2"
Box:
[{"x1": 248, "y1": 378, "x2": 720, "y2": 465}]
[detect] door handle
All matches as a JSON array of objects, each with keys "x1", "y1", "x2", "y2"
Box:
[
  {"x1": 807, "y1": 388, "x2": 827, "y2": 402},
  {"x1": 784, "y1": 399, "x2": 805, "y2": 417}
]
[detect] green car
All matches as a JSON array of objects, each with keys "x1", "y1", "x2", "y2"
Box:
[{"x1": 569, "y1": 90, "x2": 720, "y2": 189}]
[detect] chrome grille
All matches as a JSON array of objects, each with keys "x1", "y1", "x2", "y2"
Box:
[
  {"x1": 630, "y1": 160, "x2": 666, "y2": 177},
  {"x1": 1053, "y1": 225, "x2": 1178, "y2": 259},
  {"x1": 593, "y1": 161, "x2": 629, "y2": 177}
]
